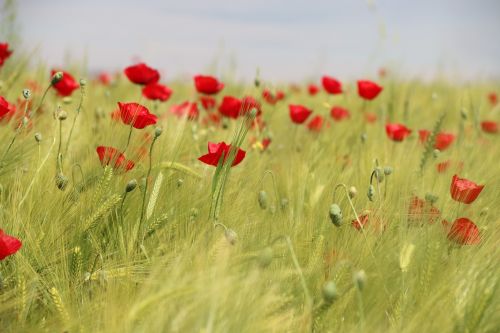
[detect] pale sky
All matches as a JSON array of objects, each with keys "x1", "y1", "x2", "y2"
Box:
[{"x1": 12, "y1": 0, "x2": 500, "y2": 82}]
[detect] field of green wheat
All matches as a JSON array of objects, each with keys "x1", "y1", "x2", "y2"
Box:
[{"x1": 0, "y1": 19, "x2": 499, "y2": 333}]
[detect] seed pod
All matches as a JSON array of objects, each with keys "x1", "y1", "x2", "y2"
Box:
[
  {"x1": 367, "y1": 185, "x2": 375, "y2": 201},
  {"x1": 125, "y1": 179, "x2": 138, "y2": 193},
  {"x1": 348, "y1": 186, "x2": 357, "y2": 199},
  {"x1": 258, "y1": 247, "x2": 273, "y2": 268},
  {"x1": 322, "y1": 281, "x2": 338, "y2": 303},
  {"x1": 51, "y1": 72, "x2": 63, "y2": 85},
  {"x1": 258, "y1": 190, "x2": 268, "y2": 210},
  {"x1": 329, "y1": 204, "x2": 343, "y2": 227},
  {"x1": 353, "y1": 270, "x2": 367, "y2": 291},
  {"x1": 224, "y1": 228, "x2": 238, "y2": 245},
  {"x1": 383, "y1": 166, "x2": 393, "y2": 176}
]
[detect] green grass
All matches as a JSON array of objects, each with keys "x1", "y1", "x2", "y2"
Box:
[{"x1": 0, "y1": 62, "x2": 499, "y2": 332}]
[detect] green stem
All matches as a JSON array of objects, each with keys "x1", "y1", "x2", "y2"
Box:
[{"x1": 139, "y1": 136, "x2": 158, "y2": 230}]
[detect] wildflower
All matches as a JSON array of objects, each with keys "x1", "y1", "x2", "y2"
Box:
[
  {"x1": 357, "y1": 80, "x2": 383, "y2": 100},
  {"x1": 218, "y1": 96, "x2": 242, "y2": 119},
  {"x1": 352, "y1": 214, "x2": 369, "y2": 230},
  {"x1": 98, "y1": 72, "x2": 112, "y2": 85},
  {"x1": 193, "y1": 75, "x2": 224, "y2": 95},
  {"x1": 330, "y1": 106, "x2": 350, "y2": 121},
  {"x1": 447, "y1": 218, "x2": 480, "y2": 245},
  {"x1": 321, "y1": 76, "x2": 342, "y2": 94},
  {"x1": 142, "y1": 82, "x2": 172, "y2": 102},
  {"x1": 450, "y1": 175, "x2": 484, "y2": 204},
  {"x1": 170, "y1": 101, "x2": 199, "y2": 120},
  {"x1": 289, "y1": 104, "x2": 312, "y2": 124},
  {"x1": 307, "y1": 115, "x2": 324, "y2": 132},
  {"x1": 0, "y1": 95, "x2": 15, "y2": 118},
  {"x1": 118, "y1": 102, "x2": 157, "y2": 129},
  {"x1": 481, "y1": 121, "x2": 498, "y2": 134},
  {"x1": 199, "y1": 96, "x2": 216, "y2": 110},
  {"x1": 488, "y1": 92, "x2": 498, "y2": 106},
  {"x1": 198, "y1": 141, "x2": 246, "y2": 167},
  {"x1": 385, "y1": 123, "x2": 412, "y2": 142},
  {"x1": 51, "y1": 70, "x2": 79, "y2": 97},
  {"x1": 307, "y1": 84, "x2": 320, "y2": 96},
  {"x1": 96, "y1": 146, "x2": 135, "y2": 172},
  {"x1": 418, "y1": 130, "x2": 455, "y2": 150},
  {"x1": 0, "y1": 229, "x2": 22, "y2": 260},
  {"x1": 0, "y1": 43, "x2": 13, "y2": 67},
  {"x1": 124, "y1": 63, "x2": 160, "y2": 85}
]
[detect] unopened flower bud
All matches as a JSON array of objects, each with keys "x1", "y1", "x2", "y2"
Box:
[
  {"x1": 22, "y1": 89, "x2": 31, "y2": 100},
  {"x1": 258, "y1": 190, "x2": 268, "y2": 210},
  {"x1": 51, "y1": 72, "x2": 63, "y2": 85},
  {"x1": 79, "y1": 79, "x2": 87, "y2": 87},
  {"x1": 433, "y1": 149, "x2": 440, "y2": 158},
  {"x1": 126, "y1": 179, "x2": 137, "y2": 193},
  {"x1": 177, "y1": 178, "x2": 184, "y2": 187},
  {"x1": 322, "y1": 281, "x2": 338, "y2": 303},
  {"x1": 383, "y1": 166, "x2": 393, "y2": 176},
  {"x1": 360, "y1": 133, "x2": 367, "y2": 143},
  {"x1": 224, "y1": 228, "x2": 238, "y2": 245},
  {"x1": 34, "y1": 132, "x2": 42, "y2": 143},
  {"x1": 348, "y1": 186, "x2": 357, "y2": 199},
  {"x1": 480, "y1": 207, "x2": 489, "y2": 217},
  {"x1": 154, "y1": 127, "x2": 163, "y2": 138},
  {"x1": 460, "y1": 108, "x2": 467, "y2": 120},
  {"x1": 367, "y1": 185, "x2": 375, "y2": 201},
  {"x1": 22, "y1": 117, "x2": 29, "y2": 126},
  {"x1": 55, "y1": 173, "x2": 69, "y2": 191},
  {"x1": 258, "y1": 247, "x2": 273, "y2": 268},
  {"x1": 329, "y1": 204, "x2": 343, "y2": 227},
  {"x1": 58, "y1": 110, "x2": 68, "y2": 121},
  {"x1": 190, "y1": 208, "x2": 199, "y2": 220},
  {"x1": 353, "y1": 270, "x2": 367, "y2": 291},
  {"x1": 375, "y1": 168, "x2": 384, "y2": 182}
]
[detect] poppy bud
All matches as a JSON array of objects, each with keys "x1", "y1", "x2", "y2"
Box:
[
  {"x1": 375, "y1": 168, "x2": 384, "y2": 182},
  {"x1": 460, "y1": 108, "x2": 467, "y2": 120},
  {"x1": 79, "y1": 79, "x2": 87, "y2": 87},
  {"x1": 425, "y1": 193, "x2": 438, "y2": 204},
  {"x1": 154, "y1": 127, "x2": 163, "y2": 138},
  {"x1": 254, "y1": 78, "x2": 260, "y2": 87},
  {"x1": 280, "y1": 198, "x2": 289, "y2": 208},
  {"x1": 383, "y1": 166, "x2": 393, "y2": 176},
  {"x1": 433, "y1": 149, "x2": 440, "y2": 158},
  {"x1": 62, "y1": 97, "x2": 72, "y2": 105},
  {"x1": 51, "y1": 71, "x2": 63, "y2": 85},
  {"x1": 329, "y1": 204, "x2": 343, "y2": 227},
  {"x1": 22, "y1": 117, "x2": 29, "y2": 127},
  {"x1": 22, "y1": 89, "x2": 31, "y2": 100},
  {"x1": 58, "y1": 110, "x2": 68, "y2": 121},
  {"x1": 348, "y1": 186, "x2": 357, "y2": 198},
  {"x1": 258, "y1": 247, "x2": 273, "y2": 268},
  {"x1": 353, "y1": 270, "x2": 367, "y2": 291},
  {"x1": 125, "y1": 179, "x2": 137, "y2": 193},
  {"x1": 360, "y1": 133, "x2": 367, "y2": 143},
  {"x1": 34, "y1": 132, "x2": 42, "y2": 143},
  {"x1": 258, "y1": 190, "x2": 268, "y2": 209},
  {"x1": 249, "y1": 108, "x2": 258, "y2": 118},
  {"x1": 367, "y1": 185, "x2": 375, "y2": 201},
  {"x1": 55, "y1": 173, "x2": 68, "y2": 191},
  {"x1": 322, "y1": 281, "x2": 338, "y2": 303},
  {"x1": 177, "y1": 178, "x2": 184, "y2": 187},
  {"x1": 224, "y1": 228, "x2": 238, "y2": 245},
  {"x1": 480, "y1": 207, "x2": 488, "y2": 217}
]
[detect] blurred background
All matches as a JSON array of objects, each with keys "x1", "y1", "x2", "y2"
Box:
[{"x1": 3, "y1": 0, "x2": 500, "y2": 82}]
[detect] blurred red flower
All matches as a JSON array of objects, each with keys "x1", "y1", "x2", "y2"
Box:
[
  {"x1": 124, "y1": 63, "x2": 160, "y2": 85},
  {"x1": 96, "y1": 146, "x2": 135, "y2": 172},
  {"x1": 289, "y1": 104, "x2": 312, "y2": 124},
  {"x1": 481, "y1": 121, "x2": 498, "y2": 134},
  {"x1": 365, "y1": 112, "x2": 377, "y2": 123},
  {"x1": 170, "y1": 101, "x2": 199, "y2": 120},
  {"x1": 0, "y1": 229, "x2": 22, "y2": 260},
  {"x1": 51, "y1": 70, "x2": 79, "y2": 97},
  {"x1": 407, "y1": 196, "x2": 441, "y2": 225},
  {"x1": 142, "y1": 82, "x2": 172, "y2": 102},
  {"x1": 0, "y1": 96, "x2": 15, "y2": 119},
  {"x1": 308, "y1": 84, "x2": 320, "y2": 96},
  {"x1": 118, "y1": 102, "x2": 157, "y2": 129},
  {"x1": 450, "y1": 174, "x2": 484, "y2": 204},
  {"x1": 198, "y1": 141, "x2": 246, "y2": 167},
  {"x1": 321, "y1": 76, "x2": 342, "y2": 94},
  {"x1": 0, "y1": 43, "x2": 13, "y2": 67},
  {"x1": 200, "y1": 96, "x2": 216, "y2": 110},
  {"x1": 357, "y1": 80, "x2": 383, "y2": 100},
  {"x1": 194, "y1": 75, "x2": 224, "y2": 95},
  {"x1": 219, "y1": 96, "x2": 242, "y2": 119},
  {"x1": 307, "y1": 115, "x2": 324, "y2": 132},
  {"x1": 352, "y1": 214, "x2": 369, "y2": 230},
  {"x1": 418, "y1": 130, "x2": 455, "y2": 150},
  {"x1": 330, "y1": 106, "x2": 350, "y2": 121},
  {"x1": 385, "y1": 123, "x2": 411, "y2": 141},
  {"x1": 488, "y1": 92, "x2": 498, "y2": 106},
  {"x1": 447, "y1": 218, "x2": 480, "y2": 245},
  {"x1": 98, "y1": 72, "x2": 112, "y2": 85}
]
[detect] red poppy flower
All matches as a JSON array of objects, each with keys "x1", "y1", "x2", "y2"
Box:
[
  {"x1": 51, "y1": 70, "x2": 79, "y2": 97},
  {"x1": 241, "y1": 96, "x2": 261, "y2": 115},
  {"x1": 0, "y1": 229, "x2": 21, "y2": 260},
  {"x1": 124, "y1": 63, "x2": 160, "y2": 85},
  {"x1": 419, "y1": 130, "x2": 455, "y2": 150},
  {"x1": 0, "y1": 43, "x2": 13, "y2": 67},
  {"x1": 96, "y1": 146, "x2": 135, "y2": 172},
  {"x1": 488, "y1": 92, "x2": 498, "y2": 106},
  {"x1": 407, "y1": 196, "x2": 441, "y2": 225},
  {"x1": 321, "y1": 76, "x2": 342, "y2": 94},
  {"x1": 357, "y1": 80, "x2": 383, "y2": 100},
  {"x1": 142, "y1": 82, "x2": 172, "y2": 102},
  {"x1": 201, "y1": 112, "x2": 222, "y2": 126},
  {"x1": 447, "y1": 218, "x2": 480, "y2": 245},
  {"x1": 262, "y1": 89, "x2": 284, "y2": 105},
  {"x1": 262, "y1": 137, "x2": 271, "y2": 149},
  {"x1": 481, "y1": 121, "x2": 498, "y2": 134},
  {"x1": 198, "y1": 141, "x2": 246, "y2": 167},
  {"x1": 308, "y1": 84, "x2": 320, "y2": 96},
  {"x1": 378, "y1": 67, "x2": 387, "y2": 78},
  {"x1": 330, "y1": 106, "x2": 350, "y2": 121},
  {"x1": 170, "y1": 101, "x2": 199, "y2": 120},
  {"x1": 200, "y1": 96, "x2": 216, "y2": 110},
  {"x1": 118, "y1": 102, "x2": 157, "y2": 129},
  {"x1": 0, "y1": 96, "x2": 14, "y2": 119},
  {"x1": 307, "y1": 115, "x2": 324, "y2": 132},
  {"x1": 194, "y1": 75, "x2": 224, "y2": 95},
  {"x1": 450, "y1": 175, "x2": 484, "y2": 204},
  {"x1": 365, "y1": 112, "x2": 377, "y2": 123},
  {"x1": 289, "y1": 104, "x2": 312, "y2": 124},
  {"x1": 352, "y1": 214, "x2": 369, "y2": 230},
  {"x1": 385, "y1": 123, "x2": 412, "y2": 141},
  {"x1": 437, "y1": 160, "x2": 451, "y2": 173},
  {"x1": 98, "y1": 72, "x2": 112, "y2": 85},
  {"x1": 218, "y1": 96, "x2": 242, "y2": 119}
]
